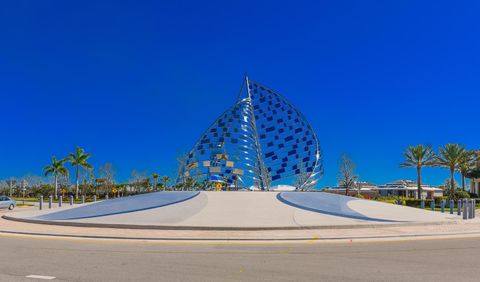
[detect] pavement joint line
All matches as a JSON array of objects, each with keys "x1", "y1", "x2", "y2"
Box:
[
  {"x1": 25, "y1": 274, "x2": 56, "y2": 280},
  {"x1": 1, "y1": 214, "x2": 460, "y2": 231},
  {"x1": 2, "y1": 229, "x2": 480, "y2": 245},
  {"x1": 3, "y1": 231, "x2": 480, "y2": 246}
]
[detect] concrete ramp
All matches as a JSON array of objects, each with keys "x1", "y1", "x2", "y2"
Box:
[
  {"x1": 278, "y1": 192, "x2": 396, "y2": 222},
  {"x1": 35, "y1": 191, "x2": 199, "y2": 220},
  {"x1": 279, "y1": 192, "x2": 455, "y2": 222}
]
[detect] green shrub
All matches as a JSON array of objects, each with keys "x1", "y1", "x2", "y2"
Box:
[{"x1": 445, "y1": 189, "x2": 470, "y2": 201}]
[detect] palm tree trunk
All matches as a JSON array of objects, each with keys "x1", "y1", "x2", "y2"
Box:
[
  {"x1": 54, "y1": 174, "x2": 58, "y2": 200},
  {"x1": 461, "y1": 173, "x2": 466, "y2": 191},
  {"x1": 450, "y1": 168, "x2": 455, "y2": 196},
  {"x1": 417, "y1": 167, "x2": 422, "y2": 200},
  {"x1": 75, "y1": 166, "x2": 79, "y2": 199}
]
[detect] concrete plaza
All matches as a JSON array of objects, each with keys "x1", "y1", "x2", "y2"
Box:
[{"x1": 4, "y1": 191, "x2": 459, "y2": 230}]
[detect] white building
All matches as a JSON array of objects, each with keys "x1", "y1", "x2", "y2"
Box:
[
  {"x1": 471, "y1": 179, "x2": 480, "y2": 195},
  {"x1": 270, "y1": 185, "x2": 297, "y2": 191},
  {"x1": 324, "y1": 182, "x2": 379, "y2": 199},
  {"x1": 377, "y1": 180, "x2": 443, "y2": 199},
  {"x1": 468, "y1": 153, "x2": 480, "y2": 195},
  {"x1": 325, "y1": 180, "x2": 443, "y2": 199}
]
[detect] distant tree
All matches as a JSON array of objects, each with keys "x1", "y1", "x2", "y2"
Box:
[
  {"x1": 141, "y1": 178, "x2": 150, "y2": 192},
  {"x1": 43, "y1": 156, "x2": 68, "y2": 199},
  {"x1": 199, "y1": 179, "x2": 209, "y2": 191},
  {"x1": 184, "y1": 177, "x2": 198, "y2": 191},
  {"x1": 458, "y1": 151, "x2": 476, "y2": 191},
  {"x1": 443, "y1": 179, "x2": 470, "y2": 200},
  {"x1": 162, "y1": 176, "x2": 170, "y2": 191},
  {"x1": 356, "y1": 180, "x2": 362, "y2": 197},
  {"x1": 152, "y1": 173, "x2": 159, "y2": 191},
  {"x1": 400, "y1": 144, "x2": 436, "y2": 200},
  {"x1": 66, "y1": 147, "x2": 92, "y2": 199},
  {"x1": 79, "y1": 167, "x2": 93, "y2": 196},
  {"x1": 99, "y1": 163, "x2": 115, "y2": 194},
  {"x1": 21, "y1": 174, "x2": 45, "y2": 189},
  {"x1": 254, "y1": 165, "x2": 272, "y2": 191},
  {"x1": 130, "y1": 170, "x2": 143, "y2": 192},
  {"x1": 6, "y1": 178, "x2": 16, "y2": 197},
  {"x1": 294, "y1": 161, "x2": 316, "y2": 191},
  {"x1": 436, "y1": 144, "x2": 466, "y2": 196},
  {"x1": 337, "y1": 154, "x2": 358, "y2": 196},
  {"x1": 262, "y1": 166, "x2": 272, "y2": 191}
]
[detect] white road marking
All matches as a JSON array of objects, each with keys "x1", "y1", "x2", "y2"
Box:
[{"x1": 26, "y1": 275, "x2": 56, "y2": 280}]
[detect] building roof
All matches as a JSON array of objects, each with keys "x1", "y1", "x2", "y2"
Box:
[
  {"x1": 327, "y1": 179, "x2": 442, "y2": 192},
  {"x1": 378, "y1": 180, "x2": 442, "y2": 191}
]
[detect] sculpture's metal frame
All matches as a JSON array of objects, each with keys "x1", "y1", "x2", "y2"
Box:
[{"x1": 177, "y1": 77, "x2": 323, "y2": 190}]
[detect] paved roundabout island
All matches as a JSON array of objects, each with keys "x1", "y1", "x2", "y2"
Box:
[{"x1": 3, "y1": 191, "x2": 459, "y2": 230}]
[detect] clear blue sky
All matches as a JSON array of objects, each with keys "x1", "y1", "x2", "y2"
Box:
[{"x1": 0, "y1": 1, "x2": 478, "y2": 187}]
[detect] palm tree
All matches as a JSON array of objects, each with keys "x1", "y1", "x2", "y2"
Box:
[
  {"x1": 184, "y1": 177, "x2": 196, "y2": 191},
  {"x1": 458, "y1": 151, "x2": 476, "y2": 191},
  {"x1": 152, "y1": 173, "x2": 159, "y2": 191},
  {"x1": 162, "y1": 176, "x2": 170, "y2": 191},
  {"x1": 436, "y1": 144, "x2": 466, "y2": 196},
  {"x1": 400, "y1": 145, "x2": 436, "y2": 200},
  {"x1": 66, "y1": 147, "x2": 92, "y2": 199},
  {"x1": 43, "y1": 156, "x2": 68, "y2": 199}
]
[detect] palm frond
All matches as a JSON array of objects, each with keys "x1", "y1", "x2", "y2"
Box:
[{"x1": 400, "y1": 144, "x2": 436, "y2": 168}]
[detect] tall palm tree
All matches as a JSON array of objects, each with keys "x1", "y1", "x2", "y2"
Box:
[
  {"x1": 66, "y1": 147, "x2": 92, "y2": 199},
  {"x1": 400, "y1": 145, "x2": 436, "y2": 199},
  {"x1": 436, "y1": 144, "x2": 466, "y2": 196},
  {"x1": 43, "y1": 156, "x2": 68, "y2": 199},
  {"x1": 458, "y1": 150, "x2": 476, "y2": 191},
  {"x1": 152, "y1": 173, "x2": 159, "y2": 191},
  {"x1": 162, "y1": 176, "x2": 170, "y2": 191}
]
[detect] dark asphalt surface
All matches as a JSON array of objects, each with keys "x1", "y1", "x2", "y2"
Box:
[{"x1": 0, "y1": 235, "x2": 479, "y2": 281}]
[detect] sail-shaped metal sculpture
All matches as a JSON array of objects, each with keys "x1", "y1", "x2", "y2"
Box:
[{"x1": 177, "y1": 77, "x2": 323, "y2": 190}]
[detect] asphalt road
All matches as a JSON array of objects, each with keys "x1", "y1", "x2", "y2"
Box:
[{"x1": 0, "y1": 235, "x2": 479, "y2": 282}]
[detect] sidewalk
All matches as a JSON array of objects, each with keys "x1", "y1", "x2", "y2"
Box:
[{"x1": 2, "y1": 208, "x2": 480, "y2": 243}]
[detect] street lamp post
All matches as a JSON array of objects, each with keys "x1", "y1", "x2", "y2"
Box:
[{"x1": 20, "y1": 179, "x2": 27, "y2": 205}]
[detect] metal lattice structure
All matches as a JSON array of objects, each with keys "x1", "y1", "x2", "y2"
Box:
[{"x1": 177, "y1": 77, "x2": 323, "y2": 190}]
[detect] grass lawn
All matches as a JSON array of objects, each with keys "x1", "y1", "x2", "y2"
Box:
[{"x1": 16, "y1": 204, "x2": 34, "y2": 207}]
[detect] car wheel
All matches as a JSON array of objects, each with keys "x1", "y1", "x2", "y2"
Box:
[{"x1": 8, "y1": 204, "x2": 14, "y2": 210}]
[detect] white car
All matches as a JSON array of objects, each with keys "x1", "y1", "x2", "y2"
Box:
[{"x1": 0, "y1": 196, "x2": 16, "y2": 210}]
